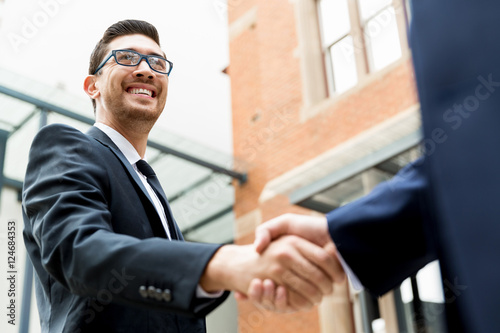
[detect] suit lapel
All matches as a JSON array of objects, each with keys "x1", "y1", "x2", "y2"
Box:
[
  {"x1": 86, "y1": 127, "x2": 153, "y2": 202},
  {"x1": 86, "y1": 126, "x2": 169, "y2": 238}
]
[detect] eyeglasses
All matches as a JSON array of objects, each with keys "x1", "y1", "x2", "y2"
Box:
[{"x1": 93, "y1": 49, "x2": 173, "y2": 75}]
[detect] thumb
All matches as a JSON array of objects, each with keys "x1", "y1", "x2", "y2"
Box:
[
  {"x1": 253, "y1": 228, "x2": 271, "y2": 254},
  {"x1": 254, "y1": 215, "x2": 293, "y2": 253}
]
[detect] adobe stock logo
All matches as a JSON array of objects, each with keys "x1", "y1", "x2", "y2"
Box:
[
  {"x1": 212, "y1": 0, "x2": 245, "y2": 22},
  {"x1": 7, "y1": 0, "x2": 72, "y2": 52}
]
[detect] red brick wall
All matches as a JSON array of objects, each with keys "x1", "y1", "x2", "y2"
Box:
[{"x1": 228, "y1": 0, "x2": 417, "y2": 331}]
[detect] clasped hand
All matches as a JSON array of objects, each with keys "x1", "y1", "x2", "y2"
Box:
[
  {"x1": 200, "y1": 214, "x2": 345, "y2": 312},
  {"x1": 237, "y1": 214, "x2": 346, "y2": 312}
]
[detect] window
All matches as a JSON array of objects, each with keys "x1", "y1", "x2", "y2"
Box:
[
  {"x1": 317, "y1": 0, "x2": 405, "y2": 95},
  {"x1": 396, "y1": 262, "x2": 447, "y2": 333},
  {"x1": 317, "y1": 0, "x2": 358, "y2": 94},
  {"x1": 358, "y1": 0, "x2": 402, "y2": 71}
]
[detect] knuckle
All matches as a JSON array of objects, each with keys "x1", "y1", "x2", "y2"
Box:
[
  {"x1": 311, "y1": 272, "x2": 325, "y2": 286},
  {"x1": 270, "y1": 264, "x2": 285, "y2": 277},
  {"x1": 286, "y1": 234, "x2": 301, "y2": 244},
  {"x1": 276, "y1": 250, "x2": 292, "y2": 262},
  {"x1": 283, "y1": 272, "x2": 303, "y2": 290},
  {"x1": 307, "y1": 285, "x2": 322, "y2": 301},
  {"x1": 293, "y1": 263, "x2": 310, "y2": 277},
  {"x1": 315, "y1": 249, "x2": 332, "y2": 265}
]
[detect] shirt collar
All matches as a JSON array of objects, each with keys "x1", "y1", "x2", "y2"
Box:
[{"x1": 94, "y1": 122, "x2": 143, "y2": 165}]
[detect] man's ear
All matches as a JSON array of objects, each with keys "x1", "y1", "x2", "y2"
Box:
[{"x1": 84, "y1": 75, "x2": 100, "y2": 100}]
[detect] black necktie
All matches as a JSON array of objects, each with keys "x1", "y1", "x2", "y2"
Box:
[{"x1": 135, "y1": 160, "x2": 178, "y2": 240}]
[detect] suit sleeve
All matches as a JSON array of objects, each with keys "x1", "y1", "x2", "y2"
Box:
[
  {"x1": 22, "y1": 124, "x2": 228, "y2": 317},
  {"x1": 327, "y1": 159, "x2": 438, "y2": 296}
]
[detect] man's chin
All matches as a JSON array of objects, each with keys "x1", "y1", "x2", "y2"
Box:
[{"x1": 127, "y1": 106, "x2": 162, "y2": 122}]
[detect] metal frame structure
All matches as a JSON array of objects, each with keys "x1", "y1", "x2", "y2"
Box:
[
  {"x1": 290, "y1": 130, "x2": 422, "y2": 210},
  {"x1": 0, "y1": 85, "x2": 247, "y2": 184},
  {"x1": 0, "y1": 84, "x2": 246, "y2": 333}
]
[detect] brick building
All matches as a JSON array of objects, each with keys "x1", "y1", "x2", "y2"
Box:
[{"x1": 227, "y1": 0, "x2": 446, "y2": 332}]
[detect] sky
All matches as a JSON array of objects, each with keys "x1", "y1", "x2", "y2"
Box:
[{"x1": 0, "y1": 0, "x2": 233, "y2": 154}]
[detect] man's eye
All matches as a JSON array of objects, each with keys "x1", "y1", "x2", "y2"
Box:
[
  {"x1": 150, "y1": 58, "x2": 166, "y2": 69},
  {"x1": 117, "y1": 52, "x2": 137, "y2": 64}
]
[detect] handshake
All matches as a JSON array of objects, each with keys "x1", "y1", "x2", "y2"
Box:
[{"x1": 200, "y1": 214, "x2": 346, "y2": 312}]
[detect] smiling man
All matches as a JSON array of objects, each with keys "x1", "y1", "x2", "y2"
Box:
[
  {"x1": 86, "y1": 33, "x2": 170, "y2": 154},
  {"x1": 22, "y1": 20, "x2": 345, "y2": 333}
]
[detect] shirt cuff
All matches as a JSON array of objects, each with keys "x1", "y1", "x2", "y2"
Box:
[
  {"x1": 337, "y1": 251, "x2": 364, "y2": 291},
  {"x1": 196, "y1": 285, "x2": 224, "y2": 298}
]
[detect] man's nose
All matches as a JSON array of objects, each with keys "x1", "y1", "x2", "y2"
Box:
[{"x1": 134, "y1": 59, "x2": 155, "y2": 79}]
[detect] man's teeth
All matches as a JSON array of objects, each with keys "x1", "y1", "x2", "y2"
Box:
[{"x1": 128, "y1": 88, "x2": 153, "y2": 97}]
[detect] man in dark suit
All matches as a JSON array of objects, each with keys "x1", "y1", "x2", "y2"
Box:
[
  {"x1": 249, "y1": 1, "x2": 500, "y2": 332},
  {"x1": 22, "y1": 20, "x2": 345, "y2": 333}
]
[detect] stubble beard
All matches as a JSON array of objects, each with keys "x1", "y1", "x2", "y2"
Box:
[
  {"x1": 120, "y1": 106, "x2": 160, "y2": 134},
  {"x1": 106, "y1": 95, "x2": 165, "y2": 135}
]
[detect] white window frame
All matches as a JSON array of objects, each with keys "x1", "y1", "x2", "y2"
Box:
[{"x1": 316, "y1": 0, "x2": 408, "y2": 97}]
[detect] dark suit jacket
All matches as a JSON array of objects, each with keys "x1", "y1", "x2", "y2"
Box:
[
  {"x1": 22, "y1": 124, "x2": 229, "y2": 333},
  {"x1": 328, "y1": 1, "x2": 500, "y2": 332}
]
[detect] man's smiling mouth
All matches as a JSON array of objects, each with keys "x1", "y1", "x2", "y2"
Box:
[{"x1": 127, "y1": 87, "x2": 154, "y2": 97}]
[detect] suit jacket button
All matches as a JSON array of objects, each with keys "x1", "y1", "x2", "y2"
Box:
[
  {"x1": 139, "y1": 286, "x2": 148, "y2": 298},
  {"x1": 155, "y1": 288, "x2": 163, "y2": 301},
  {"x1": 148, "y1": 286, "x2": 156, "y2": 298},
  {"x1": 162, "y1": 289, "x2": 172, "y2": 302}
]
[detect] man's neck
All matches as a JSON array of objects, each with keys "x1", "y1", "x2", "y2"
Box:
[{"x1": 97, "y1": 119, "x2": 149, "y2": 158}]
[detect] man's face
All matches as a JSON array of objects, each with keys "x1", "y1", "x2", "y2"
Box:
[{"x1": 93, "y1": 34, "x2": 169, "y2": 130}]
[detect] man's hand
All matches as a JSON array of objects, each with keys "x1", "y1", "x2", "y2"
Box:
[
  {"x1": 240, "y1": 214, "x2": 346, "y2": 312},
  {"x1": 254, "y1": 213, "x2": 335, "y2": 253},
  {"x1": 200, "y1": 235, "x2": 339, "y2": 311}
]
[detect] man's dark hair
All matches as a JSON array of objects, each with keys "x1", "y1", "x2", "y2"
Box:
[{"x1": 88, "y1": 19, "x2": 161, "y2": 112}]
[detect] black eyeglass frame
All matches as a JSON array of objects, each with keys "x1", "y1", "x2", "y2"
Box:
[{"x1": 93, "y1": 49, "x2": 173, "y2": 76}]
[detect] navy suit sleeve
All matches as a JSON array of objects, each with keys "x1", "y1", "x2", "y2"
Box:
[
  {"x1": 327, "y1": 159, "x2": 437, "y2": 296},
  {"x1": 22, "y1": 124, "x2": 227, "y2": 317}
]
